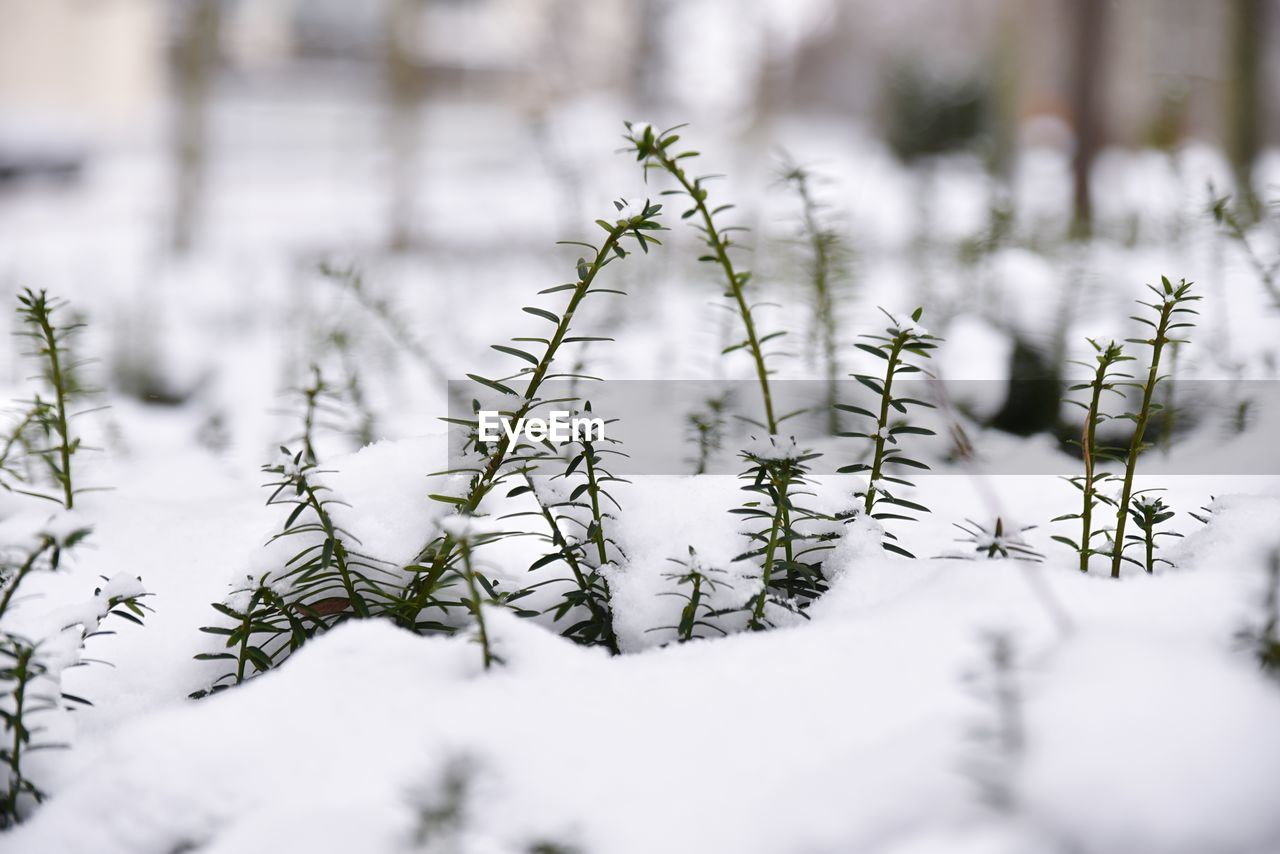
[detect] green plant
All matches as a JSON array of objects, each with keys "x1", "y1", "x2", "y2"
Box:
[
  {"x1": 0, "y1": 635, "x2": 57, "y2": 827},
  {"x1": 289, "y1": 364, "x2": 343, "y2": 465},
  {"x1": 0, "y1": 531, "x2": 148, "y2": 822},
  {"x1": 649, "y1": 546, "x2": 731, "y2": 643},
  {"x1": 193, "y1": 578, "x2": 299, "y2": 696},
  {"x1": 1211, "y1": 192, "x2": 1278, "y2": 308},
  {"x1": 1052, "y1": 339, "x2": 1131, "y2": 572},
  {"x1": 625, "y1": 124, "x2": 847, "y2": 630},
  {"x1": 444, "y1": 516, "x2": 500, "y2": 670},
  {"x1": 403, "y1": 198, "x2": 663, "y2": 634},
  {"x1": 1108, "y1": 277, "x2": 1199, "y2": 578},
  {"x1": 731, "y1": 437, "x2": 833, "y2": 630},
  {"x1": 505, "y1": 405, "x2": 624, "y2": 654},
  {"x1": 839, "y1": 307, "x2": 940, "y2": 557},
  {"x1": 624, "y1": 123, "x2": 783, "y2": 434},
  {"x1": 0, "y1": 403, "x2": 52, "y2": 491},
  {"x1": 782, "y1": 158, "x2": 848, "y2": 435},
  {"x1": 686, "y1": 393, "x2": 729, "y2": 475},
  {"x1": 193, "y1": 446, "x2": 398, "y2": 693},
  {"x1": 946, "y1": 518, "x2": 1043, "y2": 562},
  {"x1": 11, "y1": 289, "x2": 94, "y2": 509},
  {"x1": 1122, "y1": 491, "x2": 1182, "y2": 574},
  {"x1": 511, "y1": 467, "x2": 617, "y2": 653},
  {"x1": 0, "y1": 531, "x2": 89, "y2": 825},
  {"x1": 0, "y1": 291, "x2": 149, "y2": 826}
]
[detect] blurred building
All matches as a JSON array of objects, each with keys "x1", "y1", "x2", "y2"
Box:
[
  {"x1": 0, "y1": 0, "x2": 162, "y2": 125},
  {"x1": 0, "y1": 0, "x2": 1275, "y2": 153}
]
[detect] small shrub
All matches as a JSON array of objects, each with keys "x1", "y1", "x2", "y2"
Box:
[
  {"x1": 839, "y1": 307, "x2": 940, "y2": 557},
  {"x1": 1108, "y1": 277, "x2": 1199, "y2": 577}
]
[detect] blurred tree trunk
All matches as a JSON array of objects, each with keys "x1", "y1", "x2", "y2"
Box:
[
  {"x1": 1228, "y1": 0, "x2": 1265, "y2": 222},
  {"x1": 387, "y1": 0, "x2": 425, "y2": 252},
  {"x1": 172, "y1": 0, "x2": 222, "y2": 254},
  {"x1": 989, "y1": 0, "x2": 1021, "y2": 185},
  {"x1": 1069, "y1": 0, "x2": 1105, "y2": 238}
]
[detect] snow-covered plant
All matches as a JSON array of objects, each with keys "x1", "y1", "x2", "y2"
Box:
[
  {"x1": 0, "y1": 404, "x2": 52, "y2": 491},
  {"x1": 945, "y1": 518, "x2": 1043, "y2": 562},
  {"x1": 8, "y1": 289, "x2": 94, "y2": 509},
  {"x1": 1053, "y1": 339, "x2": 1131, "y2": 573},
  {"x1": 1109, "y1": 277, "x2": 1199, "y2": 578},
  {"x1": 193, "y1": 446, "x2": 397, "y2": 692},
  {"x1": 0, "y1": 635, "x2": 57, "y2": 827},
  {"x1": 507, "y1": 403, "x2": 624, "y2": 654},
  {"x1": 509, "y1": 467, "x2": 618, "y2": 654},
  {"x1": 961, "y1": 631, "x2": 1024, "y2": 814},
  {"x1": 193, "y1": 578, "x2": 302, "y2": 696},
  {"x1": 649, "y1": 546, "x2": 731, "y2": 643},
  {"x1": 403, "y1": 199, "x2": 663, "y2": 634},
  {"x1": 626, "y1": 125, "x2": 839, "y2": 626},
  {"x1": 0, "y1": 293, "x2": 148, "y2": 825},
  {"x1": 0, "y1": 527, "x2": 90, "y2": 825},
  {"x1": 782, "y1": 158, "x2": 848, "y2": 435},
  {"x1": 732, "y1": 436, "x2": 833, "y2": 630},
  {"x1": 260, "y1": 447, "x2": 395, "y2": 622},
  {"x1": 288, "y1": 364, "x2": 345, "y2": 465},
  {"x1": 442, "y1": 516, "x2": 501, "y2": 670},
  {"x1": 624, "y1": 123, "x2": 783, "y2": 434},
  {"x1": 1122, "y1": 491, "x2": 1182, "y2": 574},
  {"x1": 1236, "y1": 550, "x2": 1280, "y2": 675},
  {"x1": 0, "y1": 533, "x2": 150, "y2": 819},
  {"x1": 839, "y1": 307, "x2": 940, "y2": 557}
]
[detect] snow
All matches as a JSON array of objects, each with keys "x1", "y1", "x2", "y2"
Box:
[
  {"x1": 1, "y1": 72, "x2": 1279, "y2": 854},
  {"x1": 9, "y1": 494, "x2": 1280, "y2": 854}
]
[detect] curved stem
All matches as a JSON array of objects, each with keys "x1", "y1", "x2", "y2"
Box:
[
  {"x1": 651, "y1": 150, "x2": 777, "y2": 433},
  {"x1": 407, "y1": 229, "x2": 629, "y2": 622}
]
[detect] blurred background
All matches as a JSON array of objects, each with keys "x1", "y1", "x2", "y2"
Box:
[
  {"x1": 0, "y1": 0, "x2": 1277, "y2": 468},
  {"x1": 2, "y1": 0, "x2": 1275, "y2": 250}
]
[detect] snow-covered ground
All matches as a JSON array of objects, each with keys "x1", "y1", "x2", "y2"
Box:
[{"x1": 1, "y1": 95, "x2": 1279, "y2": 853}]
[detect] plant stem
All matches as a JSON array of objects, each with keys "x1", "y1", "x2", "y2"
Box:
[
  {"x1": 1078, "y1": 374, "x2": 1106, "y2": 573},
  {"x1": 582, "y1": 442, "x2": 611, "y2": 567},
  {"x1": 750, "y1": 484, "x2": 787, "y2": 628},
  {"x1": 407, "y1": 228, "x2": 630, "y2": 621},
  {"x1": 649, "y1": 148, "x2": 778, "y2": 433},
  {"x1": 298, "y1": 476, "x2": 364, "y2": 616},
  {"x1": 4, "y1": 644, "x2": 33, "y2": 821},
  {"x1": 0, "y1": 540, "x2": 52, "y2": 622},
  {"x1": 864, "y1": 338, "x2": 906, "y2": 515},
  {"x1": 792, "y1": 168, "x2": 840, "y2": 435},
  {"x1": 1110, "y1": 308, "x2": 1175, "y2": 578},
  {"x1": 30, "y1": 303, "x2": 74, "y2": 509},
  {"x1": 524, "y1": 471, "x2": 619, "y2": 654},
  {"x1": 458, "y1": 540, "x2": 493, "y2": 669}
]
